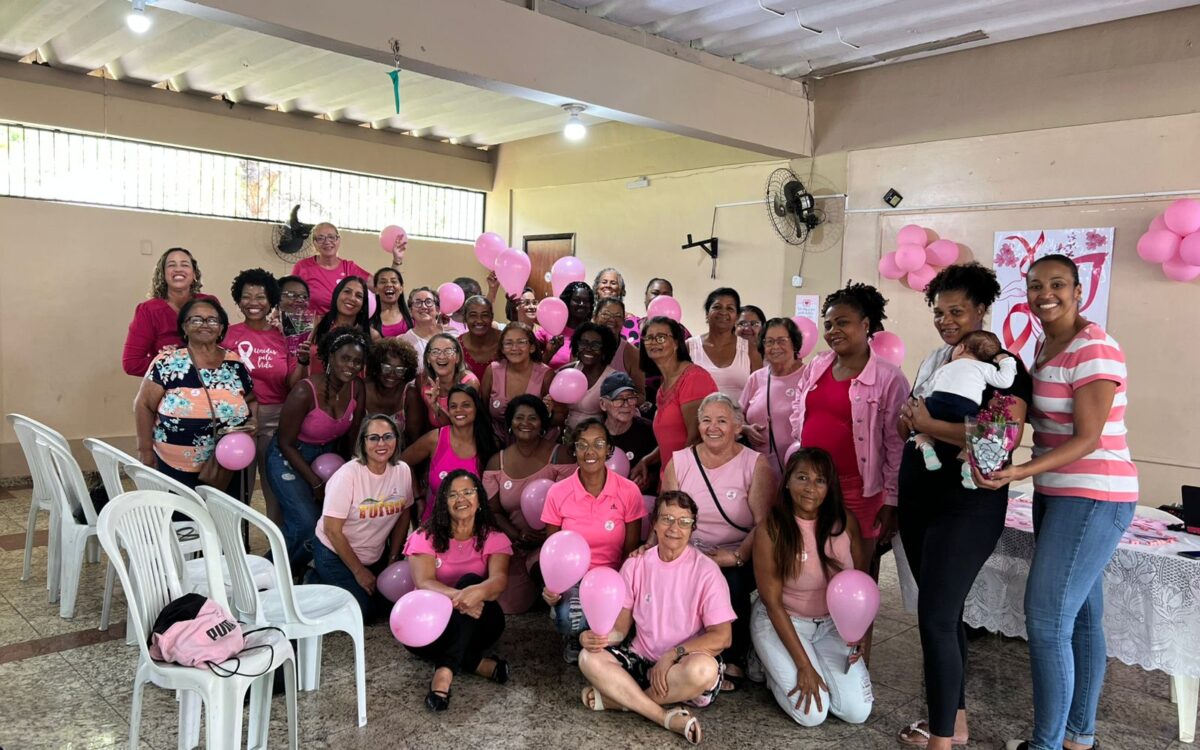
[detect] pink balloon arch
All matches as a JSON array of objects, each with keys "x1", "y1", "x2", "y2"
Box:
[
  {"x1": 878, "y1": 224, "x2": 963, "y2": 292},
  {"x1": 1137, "y1": 199, "x2": 1200, "y2": 282}
]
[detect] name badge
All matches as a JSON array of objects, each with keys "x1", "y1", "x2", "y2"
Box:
[
  {"x1": 503, "y1": 480, "x2": 513, "y2": 490},
  {"x1": 604, "y1": 520, "x2": 616, "y2": 532}
]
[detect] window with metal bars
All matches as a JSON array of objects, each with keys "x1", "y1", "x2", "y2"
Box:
[{"x1": 0, "y1": 122, "x2": 485, "y2": 242}]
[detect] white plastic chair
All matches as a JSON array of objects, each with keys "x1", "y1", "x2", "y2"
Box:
[
  {"x1": 198, "y1": 486, "x2": 367, "y2": 728},
  {"x1": 83, "y1": 439, "x2": 140, "y2": 631},
  {"x1": 1134, "y1": 505, "x2": 1181, "y2": 524},
  {"x1": 6, "y1": 413, "x2": 66, "y2": 596},
  {"x1": 96, "y1": 489, "x2": 297, "y2": 750},
  {"x1": 122, "y1": 463, "x2": 278, "y2": 596}
]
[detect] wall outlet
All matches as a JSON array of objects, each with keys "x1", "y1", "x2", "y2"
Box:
[{"x1": 791, "y1": 275, "x2": 804, "y2": 288}]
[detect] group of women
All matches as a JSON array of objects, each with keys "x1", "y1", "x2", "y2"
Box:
[{"x1": 124, "y1": 226, "x2": 1134, "y2": 750}]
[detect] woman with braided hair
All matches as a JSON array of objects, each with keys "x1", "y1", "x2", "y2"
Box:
[{"x1": 267, "y1": 326, "x2": 368, "y2": 575}]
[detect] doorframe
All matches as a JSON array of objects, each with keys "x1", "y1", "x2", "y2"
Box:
[{"x1": 522, "y1": 233, "x2": 576, "y2": 255}]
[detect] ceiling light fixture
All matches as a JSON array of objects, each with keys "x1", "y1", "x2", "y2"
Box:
[
  {"x1": 562, "y1": 103, "x2": 587, "y2": 141},
  {"x1": 126, "y1": 0, "x2": 152, "y2": 33}
]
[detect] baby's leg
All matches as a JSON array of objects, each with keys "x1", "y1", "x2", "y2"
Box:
[{"x1": 913, "y1": 433, "x2": 942, "y2": 471}]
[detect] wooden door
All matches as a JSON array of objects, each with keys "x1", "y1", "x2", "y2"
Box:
[{"x1": 523, "y1": 233, "x2": 575, "y2": 301}]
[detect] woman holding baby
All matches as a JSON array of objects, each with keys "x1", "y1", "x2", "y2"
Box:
[{"x1": 893, "y1": 262, "x2": 1033, "y2": 750}]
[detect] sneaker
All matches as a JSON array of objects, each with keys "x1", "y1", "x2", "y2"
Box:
[
  {"x1": 563, "y1": 636, "x2": 582, "y2": 665},
  {"x1": 919, "y1": 443, "x2": 942, "y2": 471}
]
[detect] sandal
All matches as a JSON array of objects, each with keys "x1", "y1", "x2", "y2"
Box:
[
  {"x1": 721, "y1": 671, "x2": 744, "y2": 693},
  {"x1": 582, "y1": 686, "x2": 606, "y2": 711},
  {"x1": 663, "y1": 707, "x2": 702, "y2": 746},
  {"x1": 899, "y1": 720, "x2": 968, "y2": 747},
  {"x1": 425, "y1": 688, "x2": 451, "y2": 712}
]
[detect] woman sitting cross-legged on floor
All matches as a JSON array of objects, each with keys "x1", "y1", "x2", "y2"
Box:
[
  {"x1": 577, "y1": 490, "x2": 734, "y2": 746},
  {"x1": 402, "y1": 469, "x2": 513, "y2": 712},
  {"x1": 750, "y1": 447, "x2": 874, "y2": 728}
]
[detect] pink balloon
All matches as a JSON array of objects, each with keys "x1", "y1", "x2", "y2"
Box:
[
  {"x1": 1178, "y1": 231, "x2": 1200, "y2": 267},
  {"x1": 878, "y1": 252, "x2": 905, "y2": 280},
  {"x1": 377, "y1": 560, "x2": 415, "y2": 602},
  {"x1": 1149, "y1": 214, "x2": 1169, "y2": 233},
  {"x1": 1164, "y1": 198, "x2": 1200, "y2": 236},
  {"x1": 311, "y1": 453, "x2": 345, "y2": 482},
  {"x1": 605, "y1": 449, "x2": 630, "y2": 478},
  {"x1": 520, "y1": 478, "x2": 555, "y2": 531},
  {"x1": 537, "y1": 297, "x2": 569, "y2": 336},
  {"x1": 367, "y1": 290, "x2": 378, "y2": 318},
  {"x1": 1163, "y1": 255, "x2": 1200, "y2": 282},
  {"x1": 640, "y1": 494, "x2": 656, "y2": 540},
  {"x1": 896, "y1": 224, "x2": 928, "y2": 247},
  {"x1": 549, "y1": 368, "x2": 588, "y2": 405},
  {"x1": 906, "y1": 264, "x2": 938, "y2": 292},
  {"x1": 825, "y1": 569, "x2": 880, "y2": 643},
  {"x1": 783, "y1": 441, "x2": 802, "y2": 466},
  {"x1": 437, "y1": 282, "x2": 465, "y2": 315},
  {"x1": 550, "y1": 256, "x2": 587, "y2": 297},
  {"x1": 390, "y1": 590, "x2": 453, "y2": 647},
  {"x1": 379, "y1": 225, "x2": 406, "y2": 253},
  {"x1": 1137, "y1": 230, "x2": 1181, "y2": 264},
  {"x1": 215, "y1": 432, "x2": 255, "y2": 471},
  {"x1": 894, "y1": 243, "x2": 927, "y2": 273},
  {"x1": 925, "y1": 239, "x2": 959, "y2": 267},
  {"x1": 579, "y1": 566, "x2": 626, "y2": 636},
  {"x1": 870, "y1": 331, "x2": 905, "y2": 368},
  {"x1": 541, "y1": 530, "x2": 592, "y2": 594},
  {"x1": 645, "y1": 295, "x2": 682, "y2": 322},
  {"x1": 473, "y1": 232, "x2": 506, "y2": 270},
  {"x1": 495, "y1": 248, "x2": 532, "y2": 297},
  {"x1": 790, "y1": 316, "x2": 818, "y2": 359}
]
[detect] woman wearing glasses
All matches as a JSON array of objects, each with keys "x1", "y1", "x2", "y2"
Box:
[
  {"x1": 740, "y1": 317, "x2": 807, "y2": 478},
  {"x1": 736, "y1": 305, "x2": 767, "y2": 347},
  {"x1": 555, "y1": 323, "x2": 619, "y2": 431},
  {"x1": 542, "y1": 419, "x2": 647, "y2": 663},
  {"x1": 593, "y1": 297, "x2": 645, "y2": 397},
  {"x1": 134, "y1": 298, "x2": 256, "y2": 490},
  {"x1": 404, "y1": 469, "x2": 513, "y2": 712},
  {"x1": 313, "y1": 415, "x2": 414, "y2": 615},
  {"x1": 364, "y1": 338, "x2": 418, "y2": 438},
  {"x1": 123, "y1": 247, "x2": 220, "y2": 376},
  {"x1": 403, "y1": 333, "x2": 480, "y2": 445},
  {"x1": 479, "y1": 323, "x2": 553, "y2": 443},
  {"x1": 291, "y1": 221, "x2": 404, "y2": 317},
  {"x1": 399, "y1": 286, "x2": 445, "y2": 366}
]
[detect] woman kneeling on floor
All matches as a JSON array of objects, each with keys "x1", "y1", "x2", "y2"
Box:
[
  {"x1": 577, "y1": 491, "x2": 735, "y2": 745},
  {"x1": 403, "y1": 469, "x2": 513, "y2": 712}
]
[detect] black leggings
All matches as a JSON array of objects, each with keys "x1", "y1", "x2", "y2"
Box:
[
  {"x1": 897, "y1": 443, "x2": 1007, "y2": 739},
  {"x1": 721, "y1": 563, "x2": 757, "y2": 669},
  {"x1": 404, "y1": 573, "x2": 505, "y2": 675}
]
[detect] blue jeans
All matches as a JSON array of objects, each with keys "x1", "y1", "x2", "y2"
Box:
[
  {"x1": 265, "y1": 436, "x2": 333, "y2": 572},
  {"x1": 552, "y1": 584, "x2": 588, "y2": 637},
  {"x1": 1025, "y1": 493, "x2": 1135, "y2": 750},
  {"x1": 311, "y1": 541, "x2": 388, "y2": 617}
]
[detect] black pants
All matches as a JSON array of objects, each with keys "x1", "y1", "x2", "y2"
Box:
[
  {"x1": 404, "y1": 574, "x2": 505, "y2": 675},
  {"x1": 721, "y1": 563, "x2": 756, "y2": 669},
  {"x1": 897, "y1": 442, "x2": 1007, "y2": 739}
]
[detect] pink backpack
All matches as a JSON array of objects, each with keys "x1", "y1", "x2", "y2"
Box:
[{"x1": 149, "y1": 593, "x2": 244, "y2": 667}]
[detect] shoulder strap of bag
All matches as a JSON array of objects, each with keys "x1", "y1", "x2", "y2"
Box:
[
  {"x1": 691, "y1": 445, "x2": 751, "y2": 533},
  {"x1": 765, "y1": 373, "x2": 783, "y2": 474},
  {"x1": 188, "y1": 352, "x2": 221, "y2": 442}
]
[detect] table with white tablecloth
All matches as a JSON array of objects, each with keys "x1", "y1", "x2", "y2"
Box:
[{"x1": 963, "y1": 494, "x2": 1200, "y2": 742}]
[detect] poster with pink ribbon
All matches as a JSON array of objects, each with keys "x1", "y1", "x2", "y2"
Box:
[{"x1": 991, "y1": 228, "x2": 1114, "y2": 368}]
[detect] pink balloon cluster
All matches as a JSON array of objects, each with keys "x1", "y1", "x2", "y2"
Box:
[
  {"x1": 878, "y1": 225, "x2": 961, "y2": 292},
  {"x1": 1136, "y1": 199, "x2": 1200, "y2": 282},
  {"x1": 473, "y1": 233, "x2": 534, "y2": 295}
]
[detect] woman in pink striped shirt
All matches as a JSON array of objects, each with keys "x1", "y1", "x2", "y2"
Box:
[{"x1": 976, "y1": 254, "x2": 1136, "y2": 750}]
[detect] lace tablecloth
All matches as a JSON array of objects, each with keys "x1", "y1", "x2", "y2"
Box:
[{"x1": 963, "y1": 496, "x2": 1200, "y2": 678}]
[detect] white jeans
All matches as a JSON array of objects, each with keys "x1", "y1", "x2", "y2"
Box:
[{"x1": 749, "y1": 599, "x2": 873, "y2": 727}]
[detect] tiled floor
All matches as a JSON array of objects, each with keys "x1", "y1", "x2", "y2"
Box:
[{"x1": 0, "y1": 487, "x2": 1189, "y2": 750}]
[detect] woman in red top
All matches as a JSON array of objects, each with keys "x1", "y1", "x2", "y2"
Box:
[
  {"x1": 630, "y1": 317, "x2": 718, "y2": 488},
  {"x1": 291, "y1": 222, "x2": 404, "y2": 318},
  {"x1": 122, "y1": 247, "x2": 218, "y2": 376}
]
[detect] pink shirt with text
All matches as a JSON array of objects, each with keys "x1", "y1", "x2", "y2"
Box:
[
  {"x1": 316, "y1": 461, "x2": 413, "y2": 563},
  {"x1": 223, "y1": 323, "x2": 291, "y2": 405}
]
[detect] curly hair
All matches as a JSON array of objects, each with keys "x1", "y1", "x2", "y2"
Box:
[
  {"x1": 420, "y1": 469, "x2": 500, "y2": 554},
  {"x1": 151, "y1": 247, "x2": 202, "y2": 299},
  {"x1": 823, "y1": 280, "x2": 888, "y2": 335},
  {"x1": 230, "y1": 268, "x2": 280, "y2": 309},
  {"x1": 924, "y1": 262, "x2": 1001, "y2": 309},
  {"x1": 570, "y1": 321, "x2": 619, "y2": 364},
  {"x1": 366, "y1": 338, "x2": 417, "y2": 385}
]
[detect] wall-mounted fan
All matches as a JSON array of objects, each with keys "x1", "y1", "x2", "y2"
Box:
[
  {"x1": 765, "y1": 167, "x2": 825, "y2": 246},
  {"x1": 268, "y1": 204, "x2": 317, "y2": 264}
]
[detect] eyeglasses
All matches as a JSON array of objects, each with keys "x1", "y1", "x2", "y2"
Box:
[
  {"x1": 643, "y1": 333, "x2": 672, "y2": 345},
  {"x1": 365, "y1": 433, "x2": 397, "y2": 444},
  {"x1": 379, "y1": 364, "x2": 409, "y2": 377},
  {"x1": 656, "y1": 515, "x2": 696, "y2": 529},
  {"x1": 184, "y1": 316, "x2": 221, "y2": 328},
  {"x1": 763, "y1": 337, "x2": 793, "y2": 348},
  {"x1": 281, "y1": 291, "x2": 309, "y2": 302},
  {"x1": 313, "y1": 234, "x2": 339, "y2": 244},
  {"x1": 428, "y1": 347, "x2": 456, "y2": 358},
  {"x1": 573, "y1": 439, "x2": 609, "y2": 454},
  {"x1": 736, "y1": 321, "x2": 761, "y2": 330},
  {"x1": 606, "y1": 395, "x2": 639, "y2": 407},
  {"x1": 447, "y1": 487, "x2": 478, "y2": 501},
  {"x1": 594, "y1": 312, "x2": 620, "y2": 323},
  {"x1": 576, "y1": 340, "x2": 604, "y2": 352},
  {"x1": 410, "y1": 298, "x2": 437, "y2": 309},
  {"x1": 502, "y1": 339, "x2": 530, "y2": 349}
]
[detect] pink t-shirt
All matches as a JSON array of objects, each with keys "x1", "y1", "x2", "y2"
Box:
[
  {"x1": 740, "y1": 365, "x2": 806, "y2": 476},
  {"x1": 671, "y1": 446, "x2": 758, "y2": 550},
  {"x1": 223, "y1": 323, "x2": 291, "y2": 405},
  {"x1": 541, "y1": 470, "x2": 646, "y2": 571},
  {"x1": 315, "y1": 461, "x2": 414, "y2": 563},
  {"x1": 290, "y1": 256, "x2": 370, "y2": 318},
  {"x1": 403, "y1": 529, "x2": 513, "y2": 587},
  {"x1": 780, "y1": 518, "x2": 855, "y2": 618},
  {"x1": 621, "y1": 544, "x2": 736, "y2": 662}
]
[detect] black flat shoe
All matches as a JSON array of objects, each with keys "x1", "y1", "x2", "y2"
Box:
[
  {"x1": 489, "y1": 656, "x2": 511, "y2": 685},
  {"x1": 425, "y1": 689, "x2": 451, "y2": 712}
]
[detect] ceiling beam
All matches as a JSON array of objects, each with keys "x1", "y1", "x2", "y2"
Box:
[{"x1": 157, "y1": 0, "x2": 812, "y2": 157}]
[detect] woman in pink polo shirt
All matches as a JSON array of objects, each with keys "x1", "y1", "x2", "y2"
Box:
[
  {"x1": 291, "y1": 222, "x2": 404, "y2": 318},
  {"x1": 577, "y1": 491, "x2": 734, "y2": 746},
  {"x1": 403, "y1": 470, "x2": 513, "y2": 712},
  {"x1": 122, "y1": 247, "x2": 219, "y2": 376},
  {"x1": 541, "y1": 419, "x2": 646, "y2": 663}
]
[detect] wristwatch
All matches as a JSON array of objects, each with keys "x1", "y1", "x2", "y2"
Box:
[{"x1": 674, "y1": 645, "x2": 686, "y2": 663}]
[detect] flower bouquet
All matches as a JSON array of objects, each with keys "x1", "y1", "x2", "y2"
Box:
[{"x1": 965, "y1": 394, "x2": 1021, "y2": 478}]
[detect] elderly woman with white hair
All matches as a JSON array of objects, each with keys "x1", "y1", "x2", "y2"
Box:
[{"x1": 654, "y1": 392, "x2": 775, "y2": 689}]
